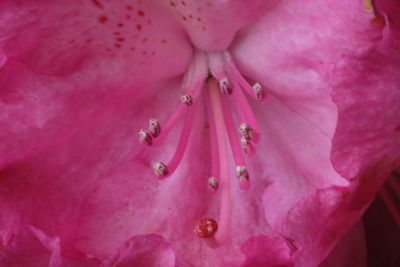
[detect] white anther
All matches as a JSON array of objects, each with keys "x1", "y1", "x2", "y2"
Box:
[
  {"x1": 240, "y1": 135, "x2": 251, "y2": 153},
  {"x1": 181, "y1": 94, "x2": 193, "y2": 106},
  {"x1": 219, "y1": 77, "x2": 232, "y2": 94},
  {"x1": 208, "y1": 177, "x2": 219, "y2": 190},
  {"x1": 238, "y1": 123, "x2": 253, "y2": 139},
  {"x1": 152, "y1": 162, "x2": 168, "y2": 177},
  {"x1": 252, "y1": 82, "x2": 265, "y2": 102},
  {"x1": 148, "y1": 118, "x2": 161, "y2": 137},
  {"x1": 138, "y1": 129, "x2": 153, "y2": 145},
  {"x1": 236, "y1": 166, "x2": 249, "y2": 181}
]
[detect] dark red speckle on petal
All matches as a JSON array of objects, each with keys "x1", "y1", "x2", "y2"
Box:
[
  {"x1": 126, "y1": 5, "x2": 133, "y2": 11},
  {"x1": 193, "y1": 218, "x2": 218, "y2": 238},
  {"x1": 98, "y1": 16, "x2": 108, "y2": 24},
  {"x1": 395, "y1": 125, "x2": 400, "y2": 132},
  {"x1": 136, "y1": 24, "x2": 142, "y2": 31},
  {"x1": 91, "y1": 0, "x2": 104, "y2": 9},
  {"x1": 170, "y1": 1, "x2": 176, "y2": 7},
  {"x1": 138, "y1": 10, "x2": 145, "y2": 16}
]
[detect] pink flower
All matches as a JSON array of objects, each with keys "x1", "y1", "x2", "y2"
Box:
[{"x1": 1, "y1": 0, "x2": 399, "y2": 266}]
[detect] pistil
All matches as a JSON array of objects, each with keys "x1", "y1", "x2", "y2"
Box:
[{"x1": 208, "y1": 78, "x2": 231, "y2": 244}]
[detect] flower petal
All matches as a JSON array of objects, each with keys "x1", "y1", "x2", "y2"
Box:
[
  {"x1": 161, "y1": 0, "x2": 279, "y2": 50},
  {"x1": 101, "y1": 234, "x2": 175, "y2": 267},
  {"x1": 0, "y1": 0, "x2": 192, "y2": 77},
  {"x1": 330, "y1": 25, "x2": 400, "y2": 178},
  {"x1": 232, "y1": 1, "x2": 399, "y2": 265},
  {"x1": 240, "y1": 235, "x2": 293, "y2": 267},
  {"x1": 0, "y1": 0, "x2": 192, "y2": 168},
  {"x1": 319, "y1": 222, "x2": 366, "y2": 267},
  {"x1": 0, "y1": 226, "x2": 95, "y2": 267},
  {"x1": 282, "y1": 162, "x2": 390, "y2": 267}
]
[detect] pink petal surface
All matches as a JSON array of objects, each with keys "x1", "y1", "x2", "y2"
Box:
[
  {"x1": 233, "y1": 0, "x2": 400, "y2": 265},
  {"x1": 0, "y1": 0, "x2": 192, "y2": 168},
  {"x1": 0, "y1": 226, "x2": 96, "y2": 267},
  {"x1": 101, "y1": 234, "x2": 175, "y2": 267},
  {"x1": 240, "y1": 235, "x2": 293, "y2": 267},
  {"x1": 0, "y1": 0, "x2": 399, "y2": 266},
  {"x1": 319, "y1": 222, "x2": 366, "y2": 267},
  {"x1": 160, "y1": 0, "x2": 279, "y2": 50}
]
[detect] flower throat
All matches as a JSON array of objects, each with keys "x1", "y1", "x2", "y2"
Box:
[{"x1": 138, "y1": 51, "x2": 267, "y2": 246}]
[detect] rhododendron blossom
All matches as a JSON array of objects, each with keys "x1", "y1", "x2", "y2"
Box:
[{"x1": 0, "y1": 0, "x2": 400, "y2": 266}]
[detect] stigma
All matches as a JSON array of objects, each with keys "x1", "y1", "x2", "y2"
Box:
[{"x1": 137, "y1": 50, "x2": 268, "y2": 244}]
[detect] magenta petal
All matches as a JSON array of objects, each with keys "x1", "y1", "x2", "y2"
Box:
[
  {"x1": 161, "y1": 0, "x2": 279, "y2": 50},
  {"x1": 319, "y1": 222, "x2": 366, "y2": 267},
  {"x1": 0, "y1": 0, "x2": 192, "y2": 77},
  {"x1": 0, "y1": 226, "x2": 95, "y2": 267},
  {"x1": 0, "y1": 0, "x2": 192, "y2": 168},
  {"x1": 101, "y1": 234, "x2": 175, "y2": 267},
  {"x1": 241, "y1": 235, "x2": 293, "y2": 267},
  {"x1": 330, "y1": 28, "x2": 400, "y2": 179}
]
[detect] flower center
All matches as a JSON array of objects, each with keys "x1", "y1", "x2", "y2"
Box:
[{"x1": 138, "y1": 50, "x2": 267, "y2": 246}]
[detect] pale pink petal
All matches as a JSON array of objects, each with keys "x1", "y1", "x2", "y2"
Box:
[
  {"x1": 232, "y1": 0, "x2": 399, "y2": 264},
  {"x1": 101, "y1": 234, "x2": 175, "y2": 267},
  {"x1": 241, "y1": 235, "x2": 293, "y2": 267},
  {"x1": 160, "y1": 0, "x2": 279, "y2": 50},
  {"x1": 0, "y1": 0, "x2": 192, "y2": 168}
]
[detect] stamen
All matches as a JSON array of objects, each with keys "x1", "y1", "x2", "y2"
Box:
[
  {"x1": 138, "y1": 129, "x2": 152, "y2": 145},
  {"x1": 181, "y1": 94, "x2": 193, "y2": 106},
  {"x1": 152, "y1": 161, "x2": 168, "y2": 177},
  {"x1": 155, "y1": 103, "x2": 185, "y2": 143},
  {"x1": 219, "y1": 77, "x2": 232, "y2": 95},
  {"x1": 223, "y1": 51, "x2": 268, "y2": 103},
  {"x1": 158, "y1": 101, "x2": 198, "y2": 177},
  {"x1": 155, "y1": 51, "x2": 208, "y2": 143},
  {"x1": 239, "y1": 123, "x2": 254, "y2": 140},
  {"x1": 220, "y1": 93, "x2": 251, "y2": 189},
  {"x1": 240, "y1": 135, "x2": 251, "y2": 153},
  {"x1": 207, "y1": 92, "x2": 220, "y2": 186},
  {"x1": 193, "y1": 218, "x2": 218, "y2": 238},
  {"x1": 142, "y1": 50, "x2": 268, "y2": 242},
  {"x1": 208, "y1": 78, "x2": 231, "y2": 244},
  {"x1": 236, "y1": 166, "x2": 250, "y2": 190},
  {"x1": 207, "y1": 52, "x2": 232, "y2": 95},
  {"x1": 208, "y1": 177, "x2": 219, "y2": 190},
  {"x1": 252, "y1": 82, "x2": 265, "y2": 102},
  {"x1": 230, "y1": 80, "x2": 260, "y2": 143},
  {"x1": 148, "y1": 119, "x2": 160, "y2": 137}
]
